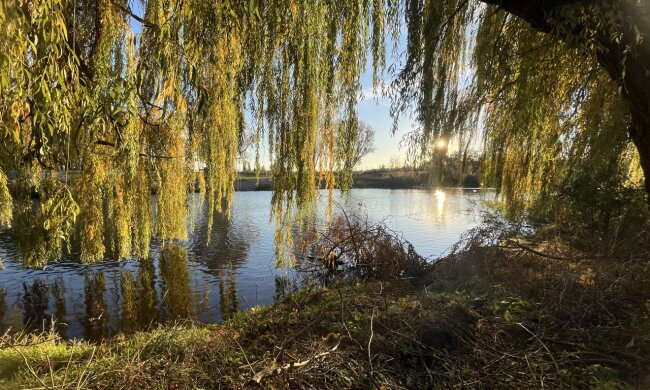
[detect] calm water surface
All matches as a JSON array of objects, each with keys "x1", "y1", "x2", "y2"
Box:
[{"x1": 0, "y1": 188, "x2": 489, "y2": 340}]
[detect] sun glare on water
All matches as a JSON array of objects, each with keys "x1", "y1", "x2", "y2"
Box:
[{"x1": 435, "y1": 189, "x2": 446, "y2": 219}]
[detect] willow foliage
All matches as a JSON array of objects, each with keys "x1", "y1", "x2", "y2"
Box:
[
  {"x1": 0, "y1": 0, "x2": 398, "y2": 266},
  {"x1": 0, "y1": 169, "x2": 11, "y2": 227},
  {"x1": 475, "y1": 12, "x2": 632, "y2": 216},
  {"x1": 0, "y1": 0, "x2": 646, "y2": 266},
  {"x1": 391, "y1": 0, "x2": 645, "y2": 218}
]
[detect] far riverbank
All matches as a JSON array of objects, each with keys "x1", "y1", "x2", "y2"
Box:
[{"x1": 235, "y1": 169, "x2": 480, "y2": 191}]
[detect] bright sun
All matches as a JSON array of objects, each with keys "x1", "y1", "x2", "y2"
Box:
[{"x1": 435, "y1": 138, "x2": 447, "y2": 149}]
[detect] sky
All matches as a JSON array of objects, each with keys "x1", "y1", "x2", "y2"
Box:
[
  {"x1": 356, "y1": 70, "x2": 414, "y2": 170},
  {"x1": 351, "y1": 30, "x2": 415, "y2": 170}
]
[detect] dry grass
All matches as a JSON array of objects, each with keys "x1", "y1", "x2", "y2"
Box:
[{"x1": 429, "y1": 217, "x2": 650, "y2": 388}]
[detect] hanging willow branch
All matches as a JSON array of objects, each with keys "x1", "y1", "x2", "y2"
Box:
[{"x1": 0, "y1": 0, "x2": 647, "y2": 267}]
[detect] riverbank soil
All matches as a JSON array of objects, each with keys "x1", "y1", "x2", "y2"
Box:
[{"x1": 1, "y1": 222, "x2": 649, "y2": 388}]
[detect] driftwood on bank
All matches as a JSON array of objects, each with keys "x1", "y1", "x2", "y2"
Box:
[{"x1": 249, "y1": 339, "x2": 341, "y2": 385}]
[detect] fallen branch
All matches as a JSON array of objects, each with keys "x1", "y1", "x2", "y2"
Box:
[
  {"x1": 368, "y1": 307, "x2": 376, "y2": 378},
  {"x1": 250, "y1": 339, "x2": 341, "y2": 384},
  {"x1": 517, "y1": 323, "x2": 560, "y2": 376},
  {"x1": 235, "y1": 338, "x2": 255, "y2": 375},
  {"x1": 502, "y1": 240, "x2": 569, "y2": 261}
]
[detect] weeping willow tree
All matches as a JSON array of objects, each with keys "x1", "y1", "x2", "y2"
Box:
[
  {"x1": 391, "y1": 0, "x2": 649, "y2": 218},
  {"x1": 0, "y1": 0, "x2": 396, "y2": 266},
  {"x1": 0, "y1": 0, "x2": 648, "y2": 267}
]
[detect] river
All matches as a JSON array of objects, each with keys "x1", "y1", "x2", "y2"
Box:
[{"x1": 0, "y1": 188, "x2": 489, "y2": 340}]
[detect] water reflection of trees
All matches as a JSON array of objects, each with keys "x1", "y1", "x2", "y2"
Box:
[
  {"x1": 0, "y1": 288, "x2": 6, "y2": 332},
  {"x1": 120, "y1": 271, "x2": 138, "y2": 334},
  {"x1": 83, "y1": 270, "x2": 108, "y2": 341},
  {"x1": 137, "y1": 258, "x2": 158, "y2": 329},
  {"x1": 22, "y1": 279, "x2": 50, "y2": 333},
  {"x1": 274, "y1": 274, "x2": 298, "y2": 301},
  {"x1": 219, "y1": 268, "x2": 239, "y2": 321},
  {"x1": 6, "y1": 196, "x2": 324, "y2": 338},
  {"x1": 119, "y1": 257, "x2": 158, "y2": 334},
  {"x1": 191, "y1": 209, "x2": 250, "y2": 321},
  {"x1": 51, "y1": 277, "x2": 67, "y2": 337},
  {"x1": 19, "y1": 277, "x2": 67, "y2": 336},
  {"x1": 191, "y1": 209, "x2": 250, "y2": 271},
  {"x1": 159, "y1": 243, "x2": 191, "y2": 320}
]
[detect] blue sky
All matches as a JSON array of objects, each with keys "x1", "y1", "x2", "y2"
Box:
[{"x1": 356, "y1": 65, "x2": 414, "y2": 170}]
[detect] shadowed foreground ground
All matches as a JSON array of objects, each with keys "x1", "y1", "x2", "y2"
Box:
[{"x1": 1, "y1": 221, "x2": 648, "y2": 389}]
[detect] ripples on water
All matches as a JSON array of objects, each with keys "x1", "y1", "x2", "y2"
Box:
[{"x1": 0, "y1": 188, "x2": 489, "y2": 340}]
